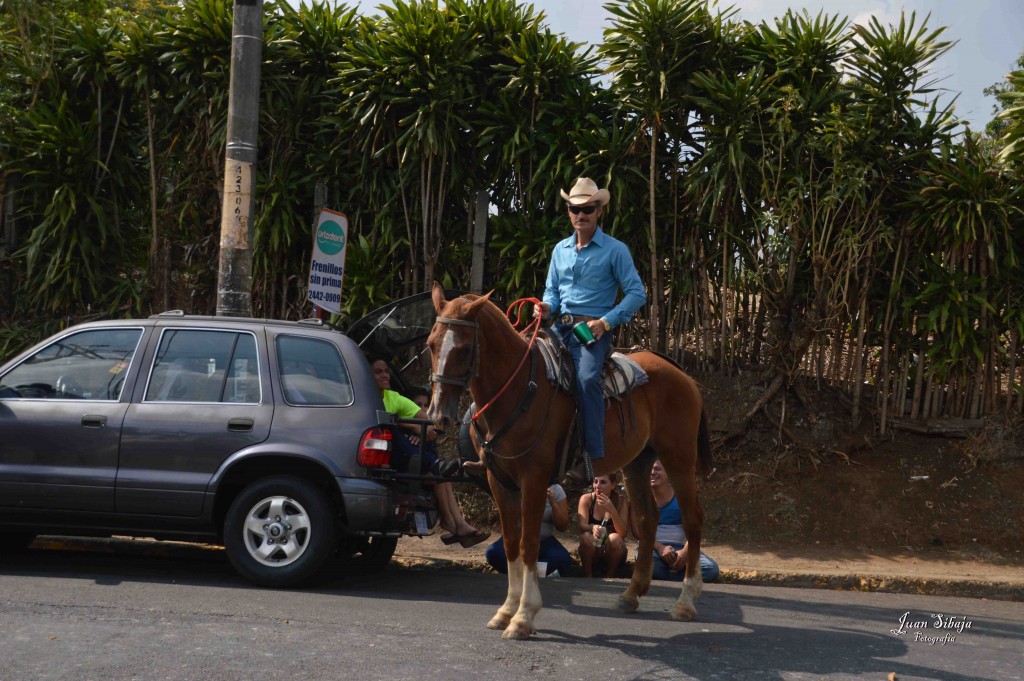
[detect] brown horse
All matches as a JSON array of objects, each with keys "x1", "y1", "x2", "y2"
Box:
[{"x1": 425, "y1": 282, "x2": 711, "y2": 640}]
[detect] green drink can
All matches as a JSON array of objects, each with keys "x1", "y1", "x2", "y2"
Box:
[{"x1": 572, "y1": 321, "x2": 597, "y2": 347}]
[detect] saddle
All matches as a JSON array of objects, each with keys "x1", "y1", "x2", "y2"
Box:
[{"x1": 535, "y1": 328, "x2": 649, "y2": 482}]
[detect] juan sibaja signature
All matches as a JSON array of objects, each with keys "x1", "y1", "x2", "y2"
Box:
[{"x1": 891, "y1": 611, "x2": 972, "y2": 645}]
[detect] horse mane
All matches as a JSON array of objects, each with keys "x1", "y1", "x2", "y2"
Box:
[{"x1": 452, "y1": 294, "x2": 528, "y2": 347}]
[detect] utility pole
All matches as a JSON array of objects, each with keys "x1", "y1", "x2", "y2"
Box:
[
  {"x1": 470, "y1": 191, "x2": 488, "y2": 294},
  {"x1": 216, "y1": 0, "x2": 263, "y2": 317}
]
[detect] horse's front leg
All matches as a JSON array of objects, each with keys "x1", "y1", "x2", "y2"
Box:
[
  {"x1": 489, "y1": 559, "x2": 524, "y2": 631},
  {"x1": 488, "y1": 482, "x2": 521, "y2": 631},
  {"x1": 502, "y1": 559, "x2": 541, "y2": 640},
  {"x1": 502, "y1": 481, "x2": 546, "y2": 640}
]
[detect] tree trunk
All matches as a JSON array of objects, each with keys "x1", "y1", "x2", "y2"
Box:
[
  {"x1": 850, "y1": 284, "x2": 870, "y2": 428},
  {"x1": 648, "y1": 126, "x2": 662, "y2": 353}
]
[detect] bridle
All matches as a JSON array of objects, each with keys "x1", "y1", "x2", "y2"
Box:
[
  {"x1": 429, "y1": 313, "x2": 480, "y2": 389},
  {"x1": 431, "y1": 298, "x2": 552, "y2": 483}
]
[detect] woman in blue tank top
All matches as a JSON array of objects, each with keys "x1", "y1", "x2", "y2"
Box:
[{"x1": 648, "y1": 459, "x2": 719, "y2": 582}]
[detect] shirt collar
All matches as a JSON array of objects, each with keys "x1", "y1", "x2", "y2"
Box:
[{"x1": 560, "y1": 226, "x2": 606, "y2": 249}]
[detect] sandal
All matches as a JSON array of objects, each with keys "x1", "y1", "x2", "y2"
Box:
[{"x1": 441, "y1": 529, "x2": 491, "y2": 548}]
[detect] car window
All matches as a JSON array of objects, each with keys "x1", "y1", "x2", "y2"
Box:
[
  {"x1": 146, "y1": 329, "x2": 260, "y2": 404},
  {"x1": 276, "y1": 335, "x2": 353, "y2": 406},
  {"x1": 0, "y1": 328, "x2": 143, "y2": 400}
]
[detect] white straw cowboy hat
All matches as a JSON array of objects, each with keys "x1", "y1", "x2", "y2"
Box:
[{"x1": 560, "y1": 177, "x2": 610, "y2": 206}]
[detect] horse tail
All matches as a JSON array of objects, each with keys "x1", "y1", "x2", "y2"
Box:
[{"x1": 697, "y1": 407, "x2": 713, "y2": 478}]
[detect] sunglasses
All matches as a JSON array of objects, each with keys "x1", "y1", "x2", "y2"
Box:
[{"x1": 568, "y1": 205, "x2": 598, "y2": 215}]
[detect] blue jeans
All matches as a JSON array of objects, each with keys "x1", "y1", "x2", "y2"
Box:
[
  {"x1": 650, "y1": 543, "x2": 720, "y2": 583},
  {"x1": 485, "y1": 536, "x2": 574, "y2": 577},
  {"x1": 390, "y1": 430, "x2": 438, "y2": 473},
  {"x1": 554, "y1": 322, "x2": 612, "y2": 459}
]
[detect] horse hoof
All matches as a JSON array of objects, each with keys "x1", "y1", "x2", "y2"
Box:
[
  {"x1": 501, "y1": 622, "x2": 533, "y2": 640},
  {"x1": 669, "y1": 605, "x2": 697, "y2": 622},
  {"x1": 486, "y1": 616, "x2": 510, "y2": 630},
  {"x1": 614, "y1": 596, "x2": 639, "y2": 613}
]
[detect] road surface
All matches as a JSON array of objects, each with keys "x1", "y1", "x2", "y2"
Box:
[{"x1": 1, "y1": 539, "x2": 1020, "y2": 680}]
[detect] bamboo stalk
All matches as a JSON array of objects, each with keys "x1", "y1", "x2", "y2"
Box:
[
  {"x1": 910, "y1": 339, "x2": 926, "y2": 420},
  {"x1": 921, "y1": 373, "x2": 934, "y2": 420},
  {"x1": 897, "y1": 351, "x2": 910, "y2": 419},
  {"x1": 1007, "y1": 329, "x2": 1019, "y2": 413}
]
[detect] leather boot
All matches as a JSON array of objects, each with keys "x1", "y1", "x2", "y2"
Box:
[
  {"x1": 560, "y1": 461, "x2": 590, "y2": 490},
  {"x1": 462, "y1": 459, "x2": 487, "y2": 476}
]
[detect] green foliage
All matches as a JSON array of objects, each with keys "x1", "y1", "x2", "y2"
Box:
[
  {"x1": 996, "y1": 65, "x2": 1024, "y2": 166},
  {"x1": 0, "y1": 0, "x2": 1022, "y2": 422}
]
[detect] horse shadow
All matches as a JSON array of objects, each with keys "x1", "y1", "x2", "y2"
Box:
[{"x1": 535, "y1": 583, "x2": 1012, "y2": 681}]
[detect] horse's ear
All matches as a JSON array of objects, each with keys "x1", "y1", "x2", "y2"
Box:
[
  {"x1": 466, "y1": 290, "x2": 493, "y2": 317},
  {"x1": 431, "y1": 281, "x2": 447, "y2": 314}
]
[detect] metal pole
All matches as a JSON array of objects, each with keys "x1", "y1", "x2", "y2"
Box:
[
  {"x1": 312, "y1": 181, "x2": 327, "y2": 320},
  {"x1": 216, "y1": 0, "x2": 263, "y2": 317}
]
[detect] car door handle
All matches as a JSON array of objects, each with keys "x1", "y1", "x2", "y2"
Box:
[
  {"x1": 82, "y1": 414, "x2": 107, "y2": 428},
  {"x1": 227, "y1": 418, "x2": 254, "y2": 432}
]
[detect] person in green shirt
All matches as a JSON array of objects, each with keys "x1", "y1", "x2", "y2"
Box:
[{"x1": 371, "y1": 358, "x2": 489, "y2": 548}]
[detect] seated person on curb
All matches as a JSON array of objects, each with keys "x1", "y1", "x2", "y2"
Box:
[
  {"x1": 370, "y1": 358, "x2": 489, "y2": 549},
  {"x1": 485, "y1": 484, "x2": 573, "y2": 578},
  {"x1": 644, "y1": 458, "x2": 719, "y2": 582},
  {"x1": 577, "y1": 472, "x2": 630, "y2": 578}
]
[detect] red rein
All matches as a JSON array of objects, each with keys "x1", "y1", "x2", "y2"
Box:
[{"x1": 470, "y1": 297, "x2": 544, "y2": 422}]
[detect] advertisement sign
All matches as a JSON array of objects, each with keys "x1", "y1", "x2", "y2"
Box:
[{"x1": 307, "y1": 208, "x2": 348, "y2": 314}]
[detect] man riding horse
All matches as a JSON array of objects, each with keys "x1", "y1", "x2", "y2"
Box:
[{"x1": 533, "y1": 177, "x2": 647, "y2": 489}]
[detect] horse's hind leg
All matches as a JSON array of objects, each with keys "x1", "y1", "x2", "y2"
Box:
[
  {"x1": 487, "y1": 483, "x2": 521, "y2": 631},
  {"x1": 616, "y1": 451, "x2": 657, "y2": 613},
  {"x1": 655, "y1": 437, "x2": 705, "y2": 622}
]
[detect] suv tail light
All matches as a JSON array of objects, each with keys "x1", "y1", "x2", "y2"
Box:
[{"x1": 358, "y1": 426, "x2": 393, "y2": 468}]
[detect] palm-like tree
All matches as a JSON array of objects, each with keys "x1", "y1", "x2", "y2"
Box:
[{"x1": 602, "y1": 0, "x2": 718, "y2": 353}]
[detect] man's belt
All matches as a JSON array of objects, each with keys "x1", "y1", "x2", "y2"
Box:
[{"x1": 558, "y1": 313, "x2": 599, "y2": 325}]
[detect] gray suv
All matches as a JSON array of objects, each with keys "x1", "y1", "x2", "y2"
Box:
[{"x1": 0, "y1": 303, "x2": 446, "y2": 587}]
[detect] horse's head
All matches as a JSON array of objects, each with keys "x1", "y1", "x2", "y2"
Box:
[{"x1": 426, "y1": 281, "x2": 493, "y2": 428}]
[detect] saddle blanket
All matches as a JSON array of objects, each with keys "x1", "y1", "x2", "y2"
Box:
[{"x1": 536, "y1": 336, "x2": 650, "y2": 398}]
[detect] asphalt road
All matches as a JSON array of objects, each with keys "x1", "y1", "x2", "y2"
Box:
[{"x1": 1, "y1": 539, "x2": 1021, "y2": 681}]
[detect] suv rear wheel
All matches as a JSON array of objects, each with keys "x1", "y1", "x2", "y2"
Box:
[{"x1": 224, "y1": 476, "x2": 336, "y2": 587}]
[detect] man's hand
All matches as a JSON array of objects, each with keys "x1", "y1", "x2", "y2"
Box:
[
  {"x1": 587, "y1": 318, "x2": 605, "y2": 341},
  {"x1": 534, "y1": 302, "x2": 550, "y2": 319},
  {"x1": 658, "y1": 545, "x2": 677, "y2": 566}
]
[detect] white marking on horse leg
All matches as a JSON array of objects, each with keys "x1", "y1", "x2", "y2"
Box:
[
  {"x1": 670, "y1": 575, "x2": 702, "y2": 622},
  {"x1": 488, "y1": 557, "x2": 523, "y2": 630},
  {"x1": 503, "y1": 563, "x2": 542, "y2": 640}
]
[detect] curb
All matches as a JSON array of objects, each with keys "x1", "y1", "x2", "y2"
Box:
[
  {"x1": 716, "y1": 570, "x2": 1024, "y2": 602},
  {"x1": 393, "y1": 555, "x2": 1024, "y2": 602}
]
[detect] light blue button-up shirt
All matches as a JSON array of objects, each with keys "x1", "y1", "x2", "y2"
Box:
[{"x1": 542, "y1": 227, "x2": 647, "y2": 328}]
